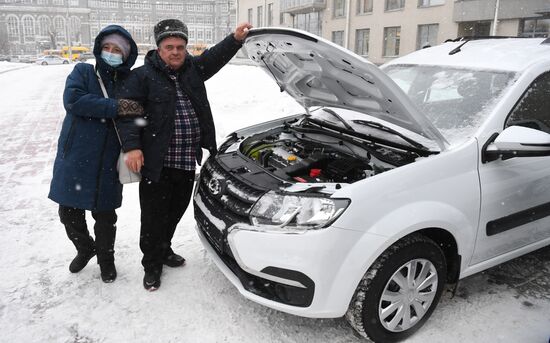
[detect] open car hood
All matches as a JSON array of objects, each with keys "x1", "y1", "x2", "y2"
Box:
[{"x1": 243, "y1": 28, "x2": 447, "y2": 150}]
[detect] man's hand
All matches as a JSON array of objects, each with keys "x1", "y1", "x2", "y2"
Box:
[
  {"x1": 124, "y1": 149, "x2": 144, "y2": 173},
  {"x1": 234, "y1": 22, "x2": 253, "y2": 42}
]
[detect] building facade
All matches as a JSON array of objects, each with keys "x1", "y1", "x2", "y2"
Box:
[
  {"x1": 237, "y1": 0, "x2": 550, "y2": 65},
  {"x1": 0, "y1": 0, "x2": 236, "y2": 55}
]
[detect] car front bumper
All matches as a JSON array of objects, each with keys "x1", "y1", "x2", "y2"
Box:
[{"x1": 194, "y1": 192, "x2": 385, "y2": 318}]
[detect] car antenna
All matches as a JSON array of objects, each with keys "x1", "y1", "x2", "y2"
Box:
[{"x1": 260, "y1": 55, "x2": 285, "y2": 92}]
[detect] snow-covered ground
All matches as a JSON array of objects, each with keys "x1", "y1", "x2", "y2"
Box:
[{"x1": 0, "y1": 61, "x2": 549, "y2": 343}]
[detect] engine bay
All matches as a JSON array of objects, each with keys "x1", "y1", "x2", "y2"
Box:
[{"x1": 236, "y1": 120, "x2": 421, "y2": 184}]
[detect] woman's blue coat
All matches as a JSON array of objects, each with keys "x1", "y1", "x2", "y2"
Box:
[{"x1": 48, "y1": 25, "x2": 138, "y2": 211}]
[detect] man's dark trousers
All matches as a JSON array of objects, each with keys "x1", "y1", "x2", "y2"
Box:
[{"x1": 139, "y1": 167, "x2": 195, "y2": 273}]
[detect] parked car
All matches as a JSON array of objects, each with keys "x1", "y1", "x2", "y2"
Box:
[
  {"x1": 193, "y1": 28, "x2": 550, "y2": 342},
  {"x1": 77, "y1": 52, "x2": 95, "y2": 62},
  {"x1": 0, "y1": 55, "x2": 10, "y2": 62},
  {"x1": 35, "y1": 55, "x2": 69, "y2": 65},
  {"x1": 18, "y1": 55, "x2": 37, "y2": 63}
]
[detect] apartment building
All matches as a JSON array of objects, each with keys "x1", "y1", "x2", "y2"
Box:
[
  {"x1": 237, "y1": 0, "x2": 550, "y2": 65},
  {"x1": 0, "y1": 0, "x2": 236, "y2": 55}
]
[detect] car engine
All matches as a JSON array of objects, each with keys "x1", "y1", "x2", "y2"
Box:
[{"x1": 237, "y1": 123, "x2": 419, "y2": 184}]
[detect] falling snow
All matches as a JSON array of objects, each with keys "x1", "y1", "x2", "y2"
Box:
[{"x1": 0, "y1": 59, "x2": 548, "y2": 343}]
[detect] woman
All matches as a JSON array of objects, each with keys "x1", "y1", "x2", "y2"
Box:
[{"x1": 49, "y1": 25, "x2": 140, "y2": 283}]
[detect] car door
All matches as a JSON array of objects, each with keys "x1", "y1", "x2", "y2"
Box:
[{"x1": 472, "y1": 70, "x2": 550, "y2": 264}]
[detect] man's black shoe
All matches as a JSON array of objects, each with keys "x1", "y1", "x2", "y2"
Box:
[
  {"x1": 100, "y1": 262, "x2": 117, "y2": 283},
  {"x1": 163, "y1": 253, "x2": 186, "y2": 267},
  {"x1": 143, "y1": 271, "x2": 161, "y2": 291},
  {"x1": 69, "y1": 250, "x2": 96, "y2": 273}
]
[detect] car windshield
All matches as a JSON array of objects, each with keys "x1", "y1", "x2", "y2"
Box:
[{"x1": 383, "y1": 64, "x2": 516, "y2": 146}]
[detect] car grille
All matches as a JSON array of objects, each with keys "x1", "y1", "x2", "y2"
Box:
[{"x1": 198, "y1": 158, "x2": 265, "y2": 222}]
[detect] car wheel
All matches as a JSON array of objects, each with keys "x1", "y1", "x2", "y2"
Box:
[
  {"x1": 346, "y1": 234, "x2": 447, "y2": 343},
  {"x1": 63, "y1": 60, "x2": 69, "y2": 64},
  {"x1": 41, "y1": 61, "x2": 47, "y2": 65}
]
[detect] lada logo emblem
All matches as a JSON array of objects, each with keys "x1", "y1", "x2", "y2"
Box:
[{"x1": 207, "y1": 177, "x2": 224, "y2": 196}]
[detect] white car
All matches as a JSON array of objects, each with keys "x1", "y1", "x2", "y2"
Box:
[
  {"x1": 35, "y1": 55, "x2": 69, "y2": 65},
  {"x1": 193, "y1": 28, "x2": 550, "y2": 342}
]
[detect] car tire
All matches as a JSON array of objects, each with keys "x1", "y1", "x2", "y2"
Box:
[
  {"x1": 41, "y1": 62, "x2": 47, "y2": 65},
  {"x1": 63, "y1": 60, "x2": 69, "y2": 64},
  {"x1": 345, "y1": 234, "x2": 447, "y2": 343}
]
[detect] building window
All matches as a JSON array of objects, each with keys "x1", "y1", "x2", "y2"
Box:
[
  {"x1": 267, "y1": 3, "x2": 274, "y2": 26},
  {"x1": 53, "y1": 16, "x2": 66, "y2": 42},
  {"x1": 357, "y1": 0, "x2": 373, "y2": 14},
  {"x1": 383, "y1": 26, "x2": 401, "y2": 56},
  {"x1": 37, "y1": 0, "x2": 48, "y2": 4},
  {"x1": 7, "y1": 15, "x2": 19, "y2": 41},
  {"x1": 248, "y1": 8, "x2": 253, "y2": 25},
  {"x1": 417, "y1": 23, "x2": 438, "y2": 49},
  {"x1": 355, "y1": 29, "x2": 369, "y2": 56},
  {"x1": 22, "y1": 15, "x2": 35, "y2": 40},
  {"x1": 294, "y1": 12, "x2": 321, "y2": 36},
  {"x1": 206, "y1": 30, "x2": 212, "y2": 42},
  {"x1": 197, "y1": 30, "x2": 204, "y2": 41},
  {"x1": 459, "y1": 21, "x2": 491, "y2": 37},
  {"x1": 38, "y1": 16, "x2": 51, "y2": 36},
  {"x1": 520, "y1": 18, "x2": 550, "y2": 38},
  {"x1": 52, "y1": 0, "x2": 63, "y2": 5},
  {"x1": 257, "y1": 6, "x2": 263, "y2": 27},
  {"x1": 69, "y1": 0, "x2": 79, "y2": 6},
  {"x1": 385, "y1": 0, "x2": 405, "y2": 11},
  {"x1": 332, "y1": 30, "x2": 344, "y2": 46},
  {"x1": 69, "y1": 16, "x2": 80, "y2": 43},
  {"x1": 418, "y1": 0, "x2": 444, "y2": 7},
  {"x1": 334, "y1": 0, "x2": 346, "y2": 18}
]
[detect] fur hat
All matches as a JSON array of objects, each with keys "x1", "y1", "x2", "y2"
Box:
[
  {"x1": 101, "y1": 33, "x2": 131, "y2": 60},
  {"x1": 154, "y1": 19, "x2": 189, "y2": 46}
]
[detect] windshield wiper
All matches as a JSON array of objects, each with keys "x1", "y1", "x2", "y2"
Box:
[
  {"x1": 448, "y1": 39, "x2": 470, "y2": 55},
  {"x1": 316, "y1": 108, "x2": 356, "y2": 132},
  {"x1": 352, "y1": 119, "x2": 428, "y2": 150}
]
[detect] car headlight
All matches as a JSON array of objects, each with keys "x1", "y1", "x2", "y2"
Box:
[{"x1": 250, "y1": 191, "x2": 350, "y2": 231}]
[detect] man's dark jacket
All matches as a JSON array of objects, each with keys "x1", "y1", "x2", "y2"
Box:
[
  {"x1": 117, "y1": 34, "x2": 243, "y2": 182},
  {"x1": 49, "y1": 25, "x2": 138, "y2": 210}
]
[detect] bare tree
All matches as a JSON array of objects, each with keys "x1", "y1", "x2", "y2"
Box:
[{"x1": 48, "y1": 24, "x2": 58, "y2": 49}]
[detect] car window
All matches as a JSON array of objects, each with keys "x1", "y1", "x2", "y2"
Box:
[
  {"x1": 384, "y1": 64, "x2": 516, "y2": 145},
  {"x1": 505, "y1": 71, "x2": 550, "y2": 133}
]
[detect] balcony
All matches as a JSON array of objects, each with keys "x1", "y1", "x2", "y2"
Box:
[{"x1": 280, "y1": 0, "x2": 326, "y2": 15}]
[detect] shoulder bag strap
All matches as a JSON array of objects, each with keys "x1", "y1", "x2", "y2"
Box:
[{"x1": 96, "y1": 70, "x2": 122, "y2": 146}]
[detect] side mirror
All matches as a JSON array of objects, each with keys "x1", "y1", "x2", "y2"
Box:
[{"x1": 482, "y1": 126, "x2": 550, "y2": 163}]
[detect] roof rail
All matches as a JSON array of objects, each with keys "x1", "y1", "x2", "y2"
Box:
[{"x1": 445, "y1": 36, "x2": 522, "y2": 43}]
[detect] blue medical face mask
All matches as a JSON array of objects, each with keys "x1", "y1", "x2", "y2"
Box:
[{"x1": 101, "y1": 51, "x2": 123, "y2": 67}]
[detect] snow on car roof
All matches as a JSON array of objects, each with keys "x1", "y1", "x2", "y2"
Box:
[{"x1": 384, "y1": 38, "x2": 550, "y2": 72}]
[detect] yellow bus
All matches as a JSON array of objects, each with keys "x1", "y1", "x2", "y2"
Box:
[
  {"x1": 43, "y1": 49, "x2": 63, "y2": 57},
  {"x1": 61, "y1": 46, "x2": 91, "y2": 61}
]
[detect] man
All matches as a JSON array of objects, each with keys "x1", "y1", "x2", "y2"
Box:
[{"x1": 118, "y1": 19, "x2": 252, "y2": 291}]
